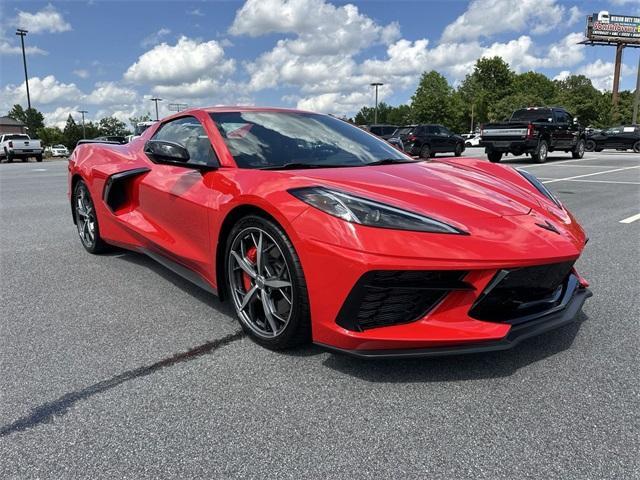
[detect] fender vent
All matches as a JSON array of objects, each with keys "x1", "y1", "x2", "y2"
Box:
[{"x1": 103, "y1": 167, "x2": 150, "y2": 213}]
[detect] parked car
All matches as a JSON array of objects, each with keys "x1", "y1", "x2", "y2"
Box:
[
  {"x1": 585, "y1": 125, "x2": 640, "y2": 153},
  {"x1": 45, "y1": 144, "x2": 70, "y2": 157},
  {"x1": 0, "y1": 133, "x2": 43, "y2": 162},
  {"x1": 92, "y1": 136, "x2": 128, "y2": 144},
  {"x1": 68, "y1": 106, "x2": 590, "y2": 356},
  {"x1": 464, "y1": 133, "x2": 482, "y2": 147},
  {"x1": 480, "y1": 107, "x2": 586, "y2": 163},
  {"x1": 363, "y1": 124, "x2": 399, "y2": 140},
  {"x1": 394, "y1": 124, "x2": 465, "y2": 158},
  {"x1": 386, "y1": 136, "x2": 404, "y2": 151}
]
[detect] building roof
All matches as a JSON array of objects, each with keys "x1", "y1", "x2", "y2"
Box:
[{"x1": 0, "y1": 116, "x2": 26, "y2": 126}]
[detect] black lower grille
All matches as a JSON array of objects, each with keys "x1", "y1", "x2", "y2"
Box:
[
  {"x1": 336, "y1": 270, "x2": 471, "y2": 331},
  {"x1": 469, "y1": 261, "x2": 575, "y2": 322}
]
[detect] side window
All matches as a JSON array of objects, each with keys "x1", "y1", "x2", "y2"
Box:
[
  {"x1": 425, "y1": 126, "x2": 436, "y2": 135},
  {"x1": 557, "y1": 111, "x2": 571, "y2": 124},
  {"x1": 438, "y1": 126, "x2": 451, "y2": 136},
  {"x1": 151, "y1": 116, "x2": 218, "y2": 166}
]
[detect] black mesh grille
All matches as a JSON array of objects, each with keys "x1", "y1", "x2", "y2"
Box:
[
  {"x1": 336, "y1": 270, "x2": 471, "y2": 331},
  {"x1": 469, "y1": 261, "x2": 575, "y2": 322}
]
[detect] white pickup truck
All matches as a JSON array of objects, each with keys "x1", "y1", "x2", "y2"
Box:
[{"x1": 0, "y1": 133, "x2": 43, "y2": 162}]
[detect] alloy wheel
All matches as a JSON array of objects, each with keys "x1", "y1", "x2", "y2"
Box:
[
  {"x1": 228, "y1": 227, "x2": 294, "y2": 338},
  {"x1": 75, "y1": 183, "x2": 97, "y2": 248}
]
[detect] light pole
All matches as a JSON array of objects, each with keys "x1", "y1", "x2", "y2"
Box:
[
  {"x1": 78, "y1": 110, "x2": 87, "y2": 138},
  {"x1": 15, "y1": 29, "x2": 31, "y2": 110},
  {"x1": 370, "y1": 82, "x2": 383, "y2": 124},
  {"x1": 150, "y1": 97, "x2": 162, "y2": 121},
  {"x1": 633, "y1": 54, "x2": 640, "y2": 125}
]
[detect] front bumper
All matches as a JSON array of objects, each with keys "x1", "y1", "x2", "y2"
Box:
[{"x1": 317, "y1": 287, "x2": 591, "y2": 358}]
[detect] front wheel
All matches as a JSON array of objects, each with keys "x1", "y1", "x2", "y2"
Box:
[
  {"x1": 73, "y1": 180, "x2": 110, "y2": 253},
  {"x1": 531, "y1": 139, "x2": 548, "y2": 163},
  {"x1": 487, "y1": 151, "x2": 503, "y2": 163},
  {"x1": 454, "y1": 143, "x2": 463, "y2": 157},
  {"x1": 634, "y1": 141, "x2": 640, "y2": 153},
  {"x1": 226, "y1": 215, "x2": 311, "y2": 350},
  {"x1": 572, "y1": 139, "x2": 585, "y2": 159},
  {"x1": 420, "y1": 145, "x2": 431, "y2": 159}
]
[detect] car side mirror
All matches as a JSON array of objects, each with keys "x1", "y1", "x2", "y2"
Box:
[
  {"x1": 573, "y1": 117, "x2": 579, "y2": 125},
  {"x1": 144, "y1": 140, "x2": 190, "y2": 165}
]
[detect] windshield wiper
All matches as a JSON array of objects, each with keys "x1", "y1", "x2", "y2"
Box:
[
  {"x1": 258, "y1": 162, "x2": 348, "y2": 170},
  {"x1": 365, "y1": 158, "x2": 419, "y2": 166}
]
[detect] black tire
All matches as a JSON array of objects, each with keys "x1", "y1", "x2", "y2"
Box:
[
  {"x1": 572, "y1": 138, "x2": 585, "y2": 159},
  {"x1": 7, "y1": 153, "x2": 13, "y2": 163},
  {"x1": 420, "y1": 144, "x2": 431, "y2": 159},
  {"x1": 36, "y1": 155, "x2": 43, "y2": 162},
  {"x1": 487, "y1": 151, "x2": 503, "y2": 163},
  {"x1": 634, "y1": 141, "x2": 640, "y2": 153},
  {"x1": 585, "y1": 139, "x2": 596, "y2": 152},
  {"x1": 454, "y1": 142, "x2": 463, "y2": 157},
  {"x1": 73, "y1": 180, "x2": 110, "y2": 254},
  {"x1": 465, "y1": 141, "x2": 471, "y2": 147},
  {"x1": 21, "y1": 157, "x2": 28, "y2": 163},
  {"x1": 531, "y1": 139, "x2": 548, "y2": 163},
  {"x1": 225, "y1": 215, "x2": 311, "y2": 350}
]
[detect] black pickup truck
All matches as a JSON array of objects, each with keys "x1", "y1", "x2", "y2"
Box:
[{"x1": 480, "y1": 107, "x2": 586, "y2": 163}]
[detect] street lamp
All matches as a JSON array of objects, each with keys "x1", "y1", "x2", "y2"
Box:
[
  {"x1": 370, "y1": 82, "x2": 383, "y2": 124},
  {"x1": 15, "y1": 29, "x2": 31, "y2": 110},
  {"x1": 150, "y1": 97, "x2": 163, "y2": 121},
  {"x1": 78, "y1": 110, "x2": 88, "y2": 138}
]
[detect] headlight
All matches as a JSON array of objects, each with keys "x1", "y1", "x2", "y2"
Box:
[
  {"x1": 289, "y1": 187, "x2": 465, "y2": 234},
  {"x1": 517, "y1": 169, "x2": 562, "y2": 207}
]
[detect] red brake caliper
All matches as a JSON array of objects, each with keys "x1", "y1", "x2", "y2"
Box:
[{"x1": 242, "y1": 246, "x2": 257, "y2": 291}]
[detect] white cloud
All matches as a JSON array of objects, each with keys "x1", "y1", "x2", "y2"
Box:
[
  {"x1": 141, "y1": 28, "x2": 171, "y2": 48},
  {"x1": 554, "y1": 70, "x2": 571, "y2": 81},
  {"x1": 1, "y1": 75, "x2": 81, "y2": 106},
  {"x1": 187, "y1": 8, "x2": 204, "y2": 16},
  {"x1": 73, "y1": 69, "x2": 89, "y2": 79},
  {"x1": 442, "y1": 0, "x2": 572, "y2": 42},
  {"x1": 85, "y1": 82, "x2": 138, "y2": 105},
  {"x1": 124, "y1": 36, "x2": 235, "y2": 85},
  {"x1": 577, "y1": 59, "x2": 634, "y2": 91},
  {"x1": 0, "y1": 40, "x2": 47, "y2": 56},
  {"x1": 14, "y1": 4, "x2": 71, "y2": 34},
  {"x1": 568, "y1": 6, "x2": 583, "y2": 26},
  {"x1": 43, "y1": 106, "x2": 79, "y2": 129}
]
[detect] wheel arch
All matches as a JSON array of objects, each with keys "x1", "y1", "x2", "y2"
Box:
[{"x1": 70, "y1": 173, "x2": 84, "y2": 224}]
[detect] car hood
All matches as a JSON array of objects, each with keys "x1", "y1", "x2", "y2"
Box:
[{"x1": 285, "y1": 160, "x2": 545, "y2": 225}]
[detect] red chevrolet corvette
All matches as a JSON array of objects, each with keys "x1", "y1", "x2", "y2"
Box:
[{"x1": 68, "y1": 107, "x2": 591, "y2": 357}]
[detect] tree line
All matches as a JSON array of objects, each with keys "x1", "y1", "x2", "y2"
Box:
[
  {"x1": 353, "y1": 57, "x2": 638, "y2": 132},
  {"x1": 5, "y1": 104, "x2": 152, "y2": 148}
]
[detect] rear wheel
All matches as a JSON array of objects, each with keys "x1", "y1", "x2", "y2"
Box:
[
  {"x1": 420, "y1": 144, "x2": 431, "y2": 159},
  {"x1": 634, "y1": 141, "x2": 640, "y2": 153},
  {"x1": 531, "y1": 139, "x2": 548, "y2": 163},
  {"x1": 487, "y1": 151, "x2": 503, "y2": 163},
  {"x1": 585, "y1": 139, "x2": 596, "y2": 152},
  {"x1": 36, "y1": 154, "x2": 43, "y2": 162},
  {"x1": 226, "y1": 215, "x2": 311, "y2": 350},
  {"x1": 73, "y1": 180, "x2": 110, "y2": 253},
  {"x1": 572, "y1": 139, "x2": 585, "y2": 159}
]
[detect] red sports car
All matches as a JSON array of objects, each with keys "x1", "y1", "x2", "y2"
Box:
[{"x1": 68, "y1": 107, "x2": 591, "y2": 357}]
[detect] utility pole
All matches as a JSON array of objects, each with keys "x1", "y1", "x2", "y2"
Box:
[
  {"x1": 78, "y1": 110, "x2": 88, "y2": 138},
  {"x1": 633, "y1": 54, "x2": 640, "y2": 125},
  {"x1": 150, "y1": 97, "x2": 162, "y2": 121},
  {"x1": 612, "y1": 43, "x2": 625, "y2": 123},
  {"x1": 15, "y1": 29, "x2": 31, "y2": 110},
  {"x1": 370, "y1": 83, "x2": 383, "y2": 124},
  {"x1": 470, "y1": 104, "x2": 475, "y2": 133}
]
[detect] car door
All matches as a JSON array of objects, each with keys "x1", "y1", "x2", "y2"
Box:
[
  {"x1": 603, "y1": 127, "x2": 623, "y2": 148},
  {"x1": 620, "y1": 126, "x2": 639, "y2": 149},
  {"x1": 137, "y1": 115, "x2": 220, "y2": 274},
  {"x1": 552, "y1": 110, "x2": 571, "y2": 148},
  {"x1": 438, "y1": 126, "x2": 456, "y2": 152},
  {"x1": 424, "y1": 125, "x2": 443, "y2": 152}
]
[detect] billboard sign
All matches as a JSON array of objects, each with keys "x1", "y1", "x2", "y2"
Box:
[{"x1": 586, "y1": 11, "x2": 640, "y2": 44}]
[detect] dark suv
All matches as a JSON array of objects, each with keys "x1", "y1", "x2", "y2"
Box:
[
  {"x1": 363, "y1": 124, "x2": 399, "y2": 140},
  {"x1": 395, "y1": 124, "x2": 465, "y2": 158},
  {"x1": 586, "y1": 125, "x2": 640, "y2": 153}
]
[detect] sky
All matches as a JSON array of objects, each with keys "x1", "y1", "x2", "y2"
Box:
[{"x1": 0, "y1": 0, "x2": 639, "y2": 128}]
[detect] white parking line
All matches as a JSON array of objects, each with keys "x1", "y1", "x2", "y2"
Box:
[
  {"x1": 542, "y1": 166, "x2": 640, "y2": 184},
  {"x1": 554, "y1": 179, "x2": 640, "y2": 185},
  {"x1": 620, "y1": 213, "x2": 640, "y2": 224}
]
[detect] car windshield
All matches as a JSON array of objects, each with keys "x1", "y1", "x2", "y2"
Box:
[
  {"x1": 394, "y1": 127, "x2": 414, "y2": 136},
  {"x1": 510, "y1": 109, "x2": 553, "y2": 123},
  {"x1": 210, "y1": 111, "x2": 410, "y2": 169}
]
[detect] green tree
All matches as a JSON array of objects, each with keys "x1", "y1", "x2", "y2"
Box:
[
  {"x1": 553, "y1": 75, "x2": 604, "y2": 127},
  {"x1": 36, "y1": 126, "x2": 64, "y2": 147},
  {"x1": 98, "y1": 116, "x2": 129, "y2": 136},
  {"x1": 62, "y1": 114, "x2": 83, "y2": 149},
  {"x1": 7, "y1": 104, "x2": 45, "y2": 138},
  {"x1": 411, "y1": 71, "x2": 455, "y2": 125}
]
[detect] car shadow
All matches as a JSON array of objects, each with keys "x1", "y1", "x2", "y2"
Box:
[{"x1": 319, "y1": 312, "x2": 587, "y2": 383}]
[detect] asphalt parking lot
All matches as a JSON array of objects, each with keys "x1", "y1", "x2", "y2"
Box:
[{"x1": 1, "y1": 151, "x2": 639, "y2": 478}]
